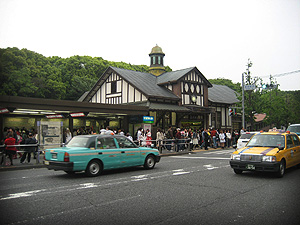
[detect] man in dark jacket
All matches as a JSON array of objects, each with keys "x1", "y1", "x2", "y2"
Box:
[{"x1": 20, "y1": 133, "x2": 38, "y2": 163}]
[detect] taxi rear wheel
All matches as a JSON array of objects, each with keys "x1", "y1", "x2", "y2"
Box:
[
  {"x1": 144, "y1": 155, "x2": 156, "y2": 169},
  {"x1": 85, "y1": 160, "x2": 103, "y2": 177},
  {"x1": 276, "y1": 160, "x2": 285, "y2": 178}
]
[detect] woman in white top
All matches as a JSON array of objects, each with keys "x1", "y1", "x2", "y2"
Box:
[{"x1": 219, "y1": 130, "x2": 226, "y2": 149}]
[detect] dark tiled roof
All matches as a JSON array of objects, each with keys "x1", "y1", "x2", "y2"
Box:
[
  {"x1": 111, "y1": 67, "x2": 180, "y2": 100},
  {"x1": 156, "y1": 67, "x2": 195, "y2": 84},
  {"x1": 208, "y1": 84, "x2": 239, "y2": 104}
]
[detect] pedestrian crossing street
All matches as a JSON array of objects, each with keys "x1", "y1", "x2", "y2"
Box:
[{"x1": 203, "y1": 149, "x2": 234, "y2": 155}]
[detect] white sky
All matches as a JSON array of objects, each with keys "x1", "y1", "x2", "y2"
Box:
[{"x1": 0, "y1": 0, "x2": 299, "y2": 91}]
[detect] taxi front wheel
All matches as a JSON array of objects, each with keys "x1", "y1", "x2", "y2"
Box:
[
  {"x1": 144, "y1": 155, "x2": 156, "y2": 169},
  {"x1": 233, "y1": 169, "x2": 243, "y2": 174},
  {"x1": 276, "y1": 160, "x2": 285, "y2": 178},
  {"x1": 85, "y1": 160, "x2": 103, "y2": 177}
]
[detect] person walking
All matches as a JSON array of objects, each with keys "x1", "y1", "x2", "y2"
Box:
[{"x1": 20, "y1": 132, "x2": 38, "y2": 164}]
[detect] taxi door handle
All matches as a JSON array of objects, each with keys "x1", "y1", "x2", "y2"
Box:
[
  {"x1": 121, "y1": 151, "x2": 125, "y2": 153},
  {"x1": 98, "y1": 152, "x2": 103, "y2": 155}
]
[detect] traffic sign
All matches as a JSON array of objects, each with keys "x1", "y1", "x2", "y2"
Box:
[{"x1": 244, "y1": 84, "x2": 256, "y2": 90}]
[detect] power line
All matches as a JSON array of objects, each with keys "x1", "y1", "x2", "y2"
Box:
[{"x1": 261, "y1": 69, "x2": 300, "y2": 78}]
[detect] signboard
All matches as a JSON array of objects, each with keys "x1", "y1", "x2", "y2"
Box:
[
  {"x1": 39, "y1": 121, "x2": 62, "y2": 149},
  {"x1": 244, "y1": 84, "x2": 256, "y2": 91},
  {"x1": 143, "y1": 116, "x2": 154, "y2": 124},
  {"x1": 46, "y1": 114, "x2": 63, "y2": 119},
  {"x1": 70, "y1": 112, "x2": 85, "y2": 117},
  {"x1": 0, "y1": 108, "x2": 9, "y2": 114}
]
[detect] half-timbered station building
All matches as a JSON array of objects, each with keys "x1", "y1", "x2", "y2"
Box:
[
  {"x1": 80, "y1": 45, "x2": 239, "y2": 134},
  {"x1": 0, "y1": 45, "x2": 240, "y2": 142}
]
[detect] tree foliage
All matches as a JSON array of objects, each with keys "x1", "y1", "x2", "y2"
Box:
[
  {"x1": 0, "y1": 47, "x2": 152, "y2": 100},
  {"x1": 209, "y1": 75, "x2": 300, "y2": 128}
]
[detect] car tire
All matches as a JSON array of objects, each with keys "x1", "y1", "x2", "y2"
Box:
[
  {"x1": 144, "y1": 155, "x2": 156, "y2": 169},
  {"x1": 233, "y1": 169, "x2": 243, "y2": 174},
  {"x1": 85, "y1": 160, "x2": 103, "y2": 177},
  {"x1": 276, "y1": 160, "x2": 285, "y2": 178}
]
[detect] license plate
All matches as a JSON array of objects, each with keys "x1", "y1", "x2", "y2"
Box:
[
  {"x1": 52, "y1": 153, "x2": 57, "y2": 159},
  {"x1": 44, "y1": 161, "x2": 49, "y2": 165},
  {"x1": 246, "y1": 164, "x2": 255, "y2": 170}
]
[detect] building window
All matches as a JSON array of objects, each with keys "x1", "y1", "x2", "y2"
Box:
[
  {"x1": 158, "y1": 56, "x2": 161, "y2": 65},
  {"x1": 111, "y1": 81, "x2": 117, "y2": 93}
]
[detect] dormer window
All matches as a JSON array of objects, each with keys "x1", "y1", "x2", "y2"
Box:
[{"x1": 111, "y1": 81, "x2": 117, "y2": 93}]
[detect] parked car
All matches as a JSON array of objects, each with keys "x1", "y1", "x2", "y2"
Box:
[
  {"x1": 235, "y1": 131, "x2": 260, "y2": 149},
  {"x1": 287, "y1": 124, "x2": 300, "y2": 137},
  {"x1": 230, "y1": 130, "x2": 300, "y2": 177},
  {"x1": 44, "y1": 134, "x2": 161, "y2": 176}
]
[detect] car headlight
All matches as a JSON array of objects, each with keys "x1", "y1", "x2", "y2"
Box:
[
  {"x1": 262, "y1": 156, "x2": 276, "y2": 162},
  {"x1": 231, "y1": 154, "x2": 240, "y2": 161}
]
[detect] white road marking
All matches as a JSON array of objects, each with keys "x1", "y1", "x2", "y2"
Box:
[
  {"x1": 0, "y1": 189, "x2": 46, "y2": 200},
  {"x1": 203, "y1": 164, "x2": 219, "y2": 170},
  {"x1": 172, "y1": 171, "x2": 191, "y2": 175}
]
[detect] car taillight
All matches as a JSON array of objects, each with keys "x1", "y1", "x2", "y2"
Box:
[{"x1": 64, "y1": 152, "x2": 70, "y2": 162}]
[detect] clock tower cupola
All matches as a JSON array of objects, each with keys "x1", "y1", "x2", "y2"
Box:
[{"x1": 149, "y1": 45, "x2": 166, "y2": 76}]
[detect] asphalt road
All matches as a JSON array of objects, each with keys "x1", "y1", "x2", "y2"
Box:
[{"x1": 1, "y1": 149, "x2": 300, "y2": 225}]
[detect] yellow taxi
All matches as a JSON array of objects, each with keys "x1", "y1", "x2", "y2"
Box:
[{"x1": 230, "y1": 130, "x2": 300, "y2": 178}]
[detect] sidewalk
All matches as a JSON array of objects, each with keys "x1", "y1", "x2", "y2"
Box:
[{"x1": 0, "y1": 147, "x2": 229, "y2": 171}]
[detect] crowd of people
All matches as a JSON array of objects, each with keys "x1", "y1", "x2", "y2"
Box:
[
  {"x1": 1, "y1": 125, "x2": 244, "y2": 165},
  {"x1": 134, "y1": 126, "x2": 242, "y2": 152},
  {"x1": 1, "y1": 127, "x2": 38, "y2": 165}
]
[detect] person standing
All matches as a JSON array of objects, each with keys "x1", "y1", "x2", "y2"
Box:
[
  {"x1": 203, "y1": 129, "x2": 209, "y2": 150},
  {"x1": 156, "y1": 128, "x2": 164, "y2": 152},
  {"x1": 20, "y1": 133, "x2": 38, "y2": 164},
  {"x1": 65, "y1": 128, "x2": 72, "y2": 143},
  {"x1": 145, "y1": 129, "x2": 152, "y2": 147},
  {"x1": 219, "y1": 130, "x2": 226, "y2": 149},
  {"x1": 226, "y1": 130, "x2": 232, "y2": 148},
  {"x1": 210, "y1": 128, "x2": 217, "y2": 149},
  {"x1": 165, "y1": 126, "x2": 174, "y2": 151},
  {"x1": 192, "y1": 129, "x2": 199, "y2": 150},
  {"x1": 2, "y1": 132, "x2": 17, "y2": 165}
]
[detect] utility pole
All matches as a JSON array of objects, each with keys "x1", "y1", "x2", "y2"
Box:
[{"x1": 242, "y1": 59, "x2": 252, "y2": 129}]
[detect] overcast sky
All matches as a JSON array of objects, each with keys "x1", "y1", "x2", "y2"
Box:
[{"x1": 1, "y1": 0, "x2": 299, "y2": 91}]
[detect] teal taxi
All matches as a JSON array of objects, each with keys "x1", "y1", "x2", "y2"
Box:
[
  {"x1": 230, "y1": 130, "x2": 300, "y2": 178},
  {"x1": 44, "y1": 133, "x2": 161, "y2": 176}
]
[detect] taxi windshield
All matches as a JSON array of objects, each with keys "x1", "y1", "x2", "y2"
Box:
[
  {"x1": 66, "y1": 136, "x2": 91, "y2": 147},
  {"x1": 246, "y1": 134, "x2": 285, "y2": 148}
]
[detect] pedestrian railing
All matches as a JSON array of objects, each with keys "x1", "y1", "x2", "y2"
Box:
[
  {"x1": 0, "y1": 138, "x2": 194, "y2": 166},
  {"x1": 0, "y1": 143, "x2": 61, "y2": 166},
  {"x1": 134, "y1": 138, "x2": 192, "y2": 153}
]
